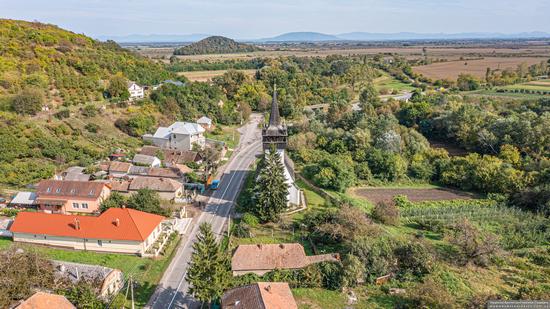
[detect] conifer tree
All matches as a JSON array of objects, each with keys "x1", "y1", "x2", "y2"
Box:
[
  {"x1": 186, "y1": 223, "x2": 231, "y2": 306},
  {"x1": 253, "y1": 148, "x2": 289, "y2": 222}
]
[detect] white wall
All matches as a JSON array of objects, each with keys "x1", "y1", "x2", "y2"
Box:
[{"x1": 12, "y1": 232, "x2": 157, "y2": 255}]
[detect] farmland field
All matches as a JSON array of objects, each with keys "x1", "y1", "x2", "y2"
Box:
[
  {"x1": 412, "y1": 57, "x2": 549, "y2": 80},
  {"x1": 133, "y1": 43, "x2": 550, "y2": 63},
  {"x1": 178, "y1": 69, "x2": 257, "y2": 82},
  {"x1": 350, "y1": 187, "x2": 478, "y2": 204},
  {"x1": 499, "y1": 79, "x2": 550, "y2": 91}
]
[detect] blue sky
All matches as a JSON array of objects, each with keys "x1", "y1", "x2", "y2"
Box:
[{"x1": 1, "y1": 0, "x2": 549, "y2": 38}]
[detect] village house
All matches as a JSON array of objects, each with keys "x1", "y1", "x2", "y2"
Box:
[
  {"x1": 35, "y1": 180, "x2": 111, "y2": 214},
  {"x1": 111, "y1": 176, "x2": 184, "y2": 200},
  {"x1": 108, "y1": 161, "x2": 132, "y2": 178},
  {"x1": 127, "y1": 81, "x2": 144, "y2": 100},
  {"x1": 132, "y1": 154, "x2": 162, "y2": 167},
  {"x1": 53, "y1": 261, "x2": 123, "y2": 299},
  {"x1": 221, "y1": 282, "x2": 298, "y2": 309},
  {"x1": 139, "y1": 145, "x2": 203, "y2": 166},
  {"x1": 16, "y1": 292, "x2": 75, "y2": 309},
  {"x1": 9, "y1": 191, "x2": 37, "y2": 209},
  {"x1": 197, "y1": 116, "x2": 213, "y2": 130},
  {"x1": 231, "y1": 243, "x2": 340, "y2": 276},
  {"x1": 10, "y1": 208, "x2": 165, "y2": 256},
  {"x1": 142, "y1": 122, "x2": 206, "y2": 152},
  {"x1": 127, "y1": 166, "x2": 184, "y2": 180},
  {"x1": 54, "y1": 166, "x2": 90, "y2": 181}
]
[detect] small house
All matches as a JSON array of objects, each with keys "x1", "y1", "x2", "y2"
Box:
[
  {"x1": 222, "y1": 282, "x2": 297, "y2": 309},
  {"x1": 127, "y1": 82, "x2": 144, "y2": 100},
  {"x1": 231, "y1": 243, "x2": 340, "y2": 276},
  {"x1": 16, "y1": 292, "x2": 75, "y2": 309},
  {"x1": 143, "y1": 122, "x2": 205, "y2": 151},
  {"x1": 197, "y1": 116, "x2": 213, "y2": 130},
  {"x1": 34, "y1": 180, "x2": 111, "y2": 214},
  {"x1": 132, "y1": 154, "x2": 161, "y2": 167}
]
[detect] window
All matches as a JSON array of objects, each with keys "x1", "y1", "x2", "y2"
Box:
[
  {"x1": 82, "y1": 203, "x2": 88, "y2": 209},
  {"x1": 73, "y1": 203, "x2": 79, "y2": 208},
  {"x1": 55, "y1": 188, "x2": 61, "y2": 193},
  {"x1": 89, "y1": 190, "x2": 95, "y2": 196},
  {"x1": 70, "y1": 189, "x2": 76, "y2": 194},
  {"x1": 97, "y1": 240, "x2": 103, "y2": 246},
  {"x1": 46, "y1": 187, "x2": 52, "y2": 193}
]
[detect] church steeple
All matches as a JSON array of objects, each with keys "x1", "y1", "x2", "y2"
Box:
[
  {"x1": 262, "y1": 84, "x2": 287, "y2": 151},
  {"x1": 268, "y1": 84, "x2": 281, "y2": 127}
]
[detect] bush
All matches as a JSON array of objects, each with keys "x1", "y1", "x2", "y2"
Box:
[
  {"x1": 448, "y1": 219, "x2": 499, "y2": 267},
  {"x1": 371, "y1": 201, "x2": 400, "y2": 225},
  {"x1": 12, "y1": 88, "x2": 44, "y2": 115},
  {"x1": 81, "y1": 104, "x2": 98, "y2": 117},
  {"x1": 394, "y1": 241, "x2": 434, "y2": 279},
  {"x1": 407, "y1": 278, "x2": 457, "y2": 309},
  {"x1": 241, "y1": 212, "x2": 259, "y2": 227},
  {"x1": 54, "y1": 109, "x2": 70, "y2": 119},
  {"x1": 84, "y1": 123, "x2": 99, "y2": 133}
]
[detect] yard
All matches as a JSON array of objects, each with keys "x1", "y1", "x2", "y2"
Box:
[
  {"x1": 205, "y1": 125, "x2": 241, "y2": 150},
  {"x1": 0, "y1": 234, "x2": 180, "y2": 308}
]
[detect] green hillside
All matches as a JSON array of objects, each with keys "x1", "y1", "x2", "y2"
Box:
[
  {"x1": 173, "y1": 36, "x2": 262, "y2": 55},
  {"x1": 0, "y1": 19, "x2": 173, "y2": 107},
  {"x1": 0, "y1": 20, "x2": 181, "y2": 188}
]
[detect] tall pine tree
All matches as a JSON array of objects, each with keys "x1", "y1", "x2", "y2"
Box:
[
  {"x1": 253, "y1": 148, "x2": 289, "y2": 222},
  {"x1": 186, "y1": 223, "x2": 231, "y2": 306}
]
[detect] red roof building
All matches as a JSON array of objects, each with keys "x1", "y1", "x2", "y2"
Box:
[
  {"x1": 35, "y1": 180, "x2": 111, "y2": 215},
  {"x1": 10, "y1": 208, "x2": 166, "y2": 256}
]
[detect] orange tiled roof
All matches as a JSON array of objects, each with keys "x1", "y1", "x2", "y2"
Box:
[
  {"x1": 222, "y1": 282, "x2": 297, "y2": 309},
  {"x1": 10, "y1": 208, "x2": 164, "y2": 242},
  {"x1": 231, "y1": 243, "x2": 339, "y2": 272},
  {"x1": 16, "y1": 292, "x2": 75, "y2": 309}
]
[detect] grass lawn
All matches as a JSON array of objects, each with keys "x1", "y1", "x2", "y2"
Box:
[
  {"x1": 373, "y1": 73, "x2": 415, "y2": 93},
  {"x1": 0, "y1": 235, "x2": 180, "y2": 308},
  {"x1": 293, "y1": 288, "x2": 348, "y2": 308},
  {"x1": 205, "y1": 125, "x2": 240, "y2": 150}
]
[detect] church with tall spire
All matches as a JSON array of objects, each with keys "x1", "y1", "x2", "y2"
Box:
[{"x1": 262, "y1": 86, "x2": 304, "y2": 207}]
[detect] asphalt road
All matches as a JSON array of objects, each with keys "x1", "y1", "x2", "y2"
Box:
[{"x1": 146, "y1": 114, "x2": 263, "y2": 309}]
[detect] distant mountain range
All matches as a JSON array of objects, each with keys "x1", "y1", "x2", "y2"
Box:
[{"x1": 98, "y1": 31, "x2": 550, "y2": 43}]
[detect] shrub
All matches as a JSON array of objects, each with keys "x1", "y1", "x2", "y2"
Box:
[
  {"x1": 11, "y1": 88, "x2": 44, "y2": 115},
  {"x1": 84, "y1": 123, "x2": 99, "y2": 133},
  {"x1": 241, "y1": 212, "x2": 259, "y2": 227},
  {"x1": 394, "y1": 241, "x2": 434, "y2": 279},
  {"x1": 407, "y1": 278, "x2": 457, "y2": 309},
  {"x1": 447, "y1": 219, "x2": 499, "y2": 267},
  {"x1": 54, "y1": 109, "x2": 70, "y2": 119},
  {"x1": 81, "y1": 104, "x2": 97, "y2": 117},
  {"x1": 371, "y1": 201, "x2": 400, "y2": 225}
]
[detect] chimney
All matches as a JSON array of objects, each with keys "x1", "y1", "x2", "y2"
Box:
[
  {"x1": 58, "y1": 264, "x2": 66, "y2": 272},
  {"x1": 113, "y1": 218, "x2": 120, "y2": 227},
  {"x1": 279, "y1": 244, "x2": 285, "y2": 249},
  {"x1": 264, "y1": 285, "x2": 272, "y2": 293},
  {"x1": 257, "y1": 244, "x2": 262, "y2": 249},
  {"x1": 74, "y1": 218, "x2": 80, "y2": 230}
]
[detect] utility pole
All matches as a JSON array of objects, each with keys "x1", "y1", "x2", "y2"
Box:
[{"x1": 130, "y1": 276, "x2": 135, "y2": 309}]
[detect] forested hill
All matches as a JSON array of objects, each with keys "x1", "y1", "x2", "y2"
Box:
[
  {"x1": 173, "y1": 36, "x2": 262, "y2": 55},
  {"x1": 0, "y1": 19, "x2": 172, "y2": 106}
]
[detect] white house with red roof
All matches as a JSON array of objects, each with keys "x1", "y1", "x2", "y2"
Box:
[{"x1": 10, "y1": 208, "x2": 166, "y2": 256}]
